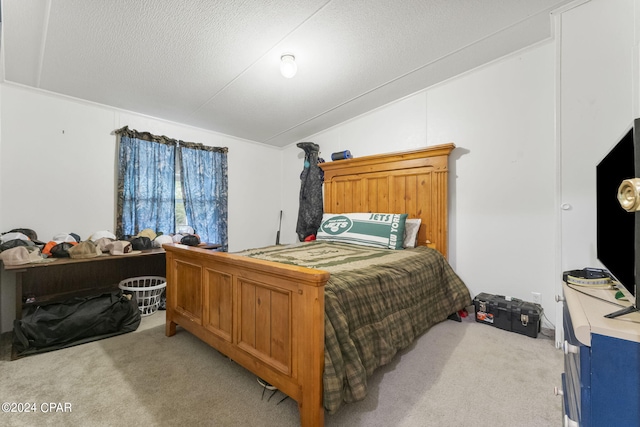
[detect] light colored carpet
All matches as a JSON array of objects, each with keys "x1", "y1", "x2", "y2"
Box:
[{"x1": 0, "y1": 310, "x2": 562, "y2": 426}]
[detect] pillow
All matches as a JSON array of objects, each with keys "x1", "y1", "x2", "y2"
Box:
[
  {"x1": 403, "y1": 218, "x2": 422, "y2": 248},
  {"x1": 316, "y1": 213, "x2": 408, "y2": 249}
]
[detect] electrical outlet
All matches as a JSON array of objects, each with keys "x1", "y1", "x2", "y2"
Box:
[{"x1": 531, "y1": 292, "x2": 542, "y2": 304}]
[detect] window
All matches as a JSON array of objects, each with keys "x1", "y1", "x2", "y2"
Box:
[
  {"x1": 115, "y1": 126, "x2": 228, "y2": 251},
  {"x1": 175, "y1": 156, "x2": 188, "y2": 231}
]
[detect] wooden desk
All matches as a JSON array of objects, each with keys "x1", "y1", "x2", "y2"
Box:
[{"x1": 2, "y1": 248, "x2": 166, "y2": 319}]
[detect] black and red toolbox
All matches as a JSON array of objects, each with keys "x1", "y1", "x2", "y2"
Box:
[{"x1": 473, "y1": 292, "x2": 543, "y2": 338}]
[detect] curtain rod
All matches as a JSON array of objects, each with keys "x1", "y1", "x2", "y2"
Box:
[{"x1": 114, "y1": 126, "x2": 228, "y2": 153}]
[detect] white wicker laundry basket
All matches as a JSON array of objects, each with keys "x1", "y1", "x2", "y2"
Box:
[{"x1": 118, "y1": 276, "x2": 166, "y2": 316}]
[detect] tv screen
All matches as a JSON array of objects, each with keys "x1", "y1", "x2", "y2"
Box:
[{"x1": 596, "y1": 122, "x2": 636, "y2": 306}]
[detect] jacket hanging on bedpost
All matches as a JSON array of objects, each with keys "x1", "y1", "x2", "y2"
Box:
[{"x1": 296, "y1": 142, "x2": 324, "y2": 241}]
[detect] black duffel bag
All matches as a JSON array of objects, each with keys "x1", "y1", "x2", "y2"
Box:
[{"x1": 13, "y1": 290, "x2": 141, "y2": 357}]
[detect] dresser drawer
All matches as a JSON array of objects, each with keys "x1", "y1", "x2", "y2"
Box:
[
  {"x1": 563, "y1": 301, "x2": 591, "y2": 426},
  {"x1": 563, "y1": 301, "x2": 581, "y2": 346}
]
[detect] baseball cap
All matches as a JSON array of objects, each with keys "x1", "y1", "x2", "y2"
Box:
[
  {"x1": 178, "y1": 226, "x2": 195, "y2": 235},
  {"x1": 1, "y1": 232, "x2": 31, "y2": 244},
  {"x1": 154, "y1": 235, "x2": 173, "y2": 248},
  {"x1": 0, "y1": 247, "x2": 55, "y2": 266},
  {"x1": 89, "y1": 230, "x2": 117, "y2": 241},
  {"x1": 106, "y1": 241, "x2": 141, "y2": 256},
  {"x1": 7, "y1": 228, "x2": 39, "y2": 241},
  {"x1": 180, "y1": 234, "x2": 201, "y2": 246},
  {"x1": 137, "y1": 228, "x2": 157, "y2": 241},
  {"x1": 0, "y1": 239, "x2": 35, "y2": 252},
  {"x1": 68, "y1": 241, "x2": 102, "y2": 259},
  {"x1": 52, "y1": 233, "x2": 79, "y2": 244},
  {"x1": 94, "y1": 237, "x2": 115, "y2": 252}
]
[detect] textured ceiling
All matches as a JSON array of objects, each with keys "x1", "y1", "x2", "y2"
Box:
[{"x1": 2, "y1": 0, "x2": 574, "y2": 147}]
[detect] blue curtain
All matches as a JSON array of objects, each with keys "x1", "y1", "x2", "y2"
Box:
[
  {"x1": 116, "y1": 127, "x2": 176, "y2": 238},
  {"x1": 179, "y1": 142, "x2": 228, "y2": 251}
]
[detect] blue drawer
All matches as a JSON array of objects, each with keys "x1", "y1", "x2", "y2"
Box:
[
  {"x1": 563, "y1": 300, "x2": 581, "y2": 346},
  {"x1": 563, "y1": 301, "x2": 591, "y2": 426}
]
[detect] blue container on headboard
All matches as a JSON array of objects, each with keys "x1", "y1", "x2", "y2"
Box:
[{"x1": 331, "y1": 150, "x2": 353, "y2": 161}]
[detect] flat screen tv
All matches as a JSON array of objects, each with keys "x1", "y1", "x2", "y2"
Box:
[{"x1": 596, "y1": 118, "x2": 640, "y2": 318}]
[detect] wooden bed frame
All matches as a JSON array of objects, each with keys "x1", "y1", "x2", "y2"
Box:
[{"x1": 164, "y1": 143, "x2": 455, "y2": 426}]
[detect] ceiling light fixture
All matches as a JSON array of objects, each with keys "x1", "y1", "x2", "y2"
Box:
[{"x1": 280, "y1": 54, "x2": 297, "y2": 78}]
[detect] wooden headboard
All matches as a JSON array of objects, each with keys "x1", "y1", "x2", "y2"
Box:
[{"x1": 319, "y1": 143, "x2": 455, "y2": 259}]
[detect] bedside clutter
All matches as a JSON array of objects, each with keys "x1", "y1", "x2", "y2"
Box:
[
  {"x1": 12, "y1": 290, "x2": 141, "y2": 358},
  {"x1": 473, "y1": 293, "x2": 543, "y2": 338}
]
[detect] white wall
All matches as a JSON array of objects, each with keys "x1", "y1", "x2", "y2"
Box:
[
  {"x1": 559, "y1": 0, "x2": 635, "y2": 274},
  {"x1": 282, "y1": 43, "x2": 559, "y2": 321},
  {"x1": 1, "y1": 86, "x2": 118, "y2": 239},
  {"x1": 0, "y1": 84, "x2": 283, "y2": 332},
  {"x1": 428, "y1": 43, "x2": 557, "y2": 314}
]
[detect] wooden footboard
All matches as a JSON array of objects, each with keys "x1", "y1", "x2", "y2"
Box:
[{"x1": 164, "y1": 243, "x2": 330, "y2": 427}]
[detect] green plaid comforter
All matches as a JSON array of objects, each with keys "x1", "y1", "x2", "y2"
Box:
[{"x1": 237, "y1": 241, "x2": 471, "y2": 413}]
